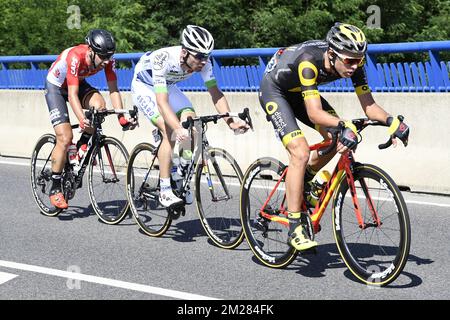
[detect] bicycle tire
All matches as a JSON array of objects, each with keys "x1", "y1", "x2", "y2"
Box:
[
  {"x1": 332, "y1": 163, "x2": 411, "y2": 286},
  {"x1": 126, "y1": 142, "x2": 171, "y2": 236},
  {"x1": 240, "y1": 157, "x2": 298, "y2": 267},
  {"x1": 88, "y1": 136, "x2": 130, "y2": 225},
  {"x1": 195, "y1": 147, "x2": 244, "y2": 249},
  {"x1": 30, "y1": 134, "x2": 63, "y2": 217}
]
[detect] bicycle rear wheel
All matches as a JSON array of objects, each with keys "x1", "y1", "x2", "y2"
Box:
[
  {"x1": 332, "y1": 163, "x2": 411, "y2": 286},
  {"x1": 195, "y1": 147, "x2": 244, "y2": 249},
  {"x1": 240, "y1": 157, "x2": 298, "y2": 267},
  {"x1": 30, "y1": 134, "x2": 63, "y2": 217},
  {"x1": 88, "y1": 136, "x2": 130, "y2": 225},
  {"x1": 126, "y1": 142, "x2": 171, "y2": 236}
]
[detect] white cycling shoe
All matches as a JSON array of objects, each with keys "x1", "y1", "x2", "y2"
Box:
[{"x1": 159, "y1": 189, "x2": 184, "y2": 208}]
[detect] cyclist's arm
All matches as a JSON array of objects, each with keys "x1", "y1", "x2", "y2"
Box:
[
  {"x1": 67, "y1": 85, "x2": 85, "y2": 123},
  {"x1": 65, "y1": 52, "x2": 85, "y2": 123},
  {"x1": 297, "y1": 59, "x2": 340, "y2": 127},
  {"x1": 107, "y1": 80, "x2": 124, "y2": 110},
  {"x1": 207, "y1": 85, "x2": 234, "y2": 126},
  {"x1": 305, "y1": 97, "x2": 341, "y2": 128},
  {"x1": 105, "y1": 60, "x2": 123, "y2": 110},
  {"x1": 357, "y1": 92, "x2": 390, "y2": 123}
]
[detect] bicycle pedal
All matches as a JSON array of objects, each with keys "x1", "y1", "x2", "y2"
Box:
[{"x1": 167, "y1": 203, "x2": 185, "y2": 220}]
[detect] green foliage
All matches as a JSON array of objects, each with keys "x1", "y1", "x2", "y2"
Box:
[{"x1": 0, "y1": 0, "x2": 448, "y2": 56}]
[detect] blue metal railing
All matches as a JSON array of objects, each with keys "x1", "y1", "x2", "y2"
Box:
[{"x1": 1, "y1": 41, "x2": 449, "y2": 92}]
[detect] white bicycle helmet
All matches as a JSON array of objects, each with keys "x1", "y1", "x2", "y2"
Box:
[{"x1": 181, "y1": 25, "x2": 214, "y2": 54}]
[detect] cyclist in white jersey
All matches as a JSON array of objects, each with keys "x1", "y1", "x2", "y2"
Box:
[{"x1": 131, "y1": 25, "x2": 249, "y2": 208}]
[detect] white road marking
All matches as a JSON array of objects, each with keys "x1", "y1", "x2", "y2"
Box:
[
  {"x1": 0, "y1": 271, "x2": 18, "y2": 285},
  {"x1": 0, "y1": 260, "x2": 218, "y2": 300}
]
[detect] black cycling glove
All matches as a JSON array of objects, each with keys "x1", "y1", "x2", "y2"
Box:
[
  {"x1": 387, "y1": 116, "x2": 409, "y2": 146},
  {"x1": 339, "y1": 121, "x2": 358, "y2": 150}
]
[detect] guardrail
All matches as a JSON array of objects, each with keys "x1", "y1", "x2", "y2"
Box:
[{"x1": 1, "y1": 41, "x2": 449, "y2": 92}]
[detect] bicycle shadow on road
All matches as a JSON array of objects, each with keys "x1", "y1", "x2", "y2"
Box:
[
  {"x1": 56, "y1": 200, "x2": 131, "y2": 222},
  {"x1": 156, "y1": 218, "x2": 208, "y2": 243},
  {"x1": 57, "y1": 205, "x2": 95, "y2": 220},
  {"x1": 250, "y1": 243, "x2": 431, "y2": 288}
]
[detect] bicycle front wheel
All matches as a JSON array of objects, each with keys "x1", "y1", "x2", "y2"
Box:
[
  {"x1": 195, "y1": 147, "x2": 244, "y2": 249},
  {"x1": 240, "y1": 157, "x2": 298, "y2": 268},
  {"x1": 30, "y1": 134, "x2": 62, "y2": 217},
  {"x1": 126, "y1": 142, "x2": 171, "y2": 237},
  {"x1": 88, "y1": 136, "x2": 130, "y2": 225},
  {"x1": 332, "y1": 163, "x2": 411, "y2": 286}
]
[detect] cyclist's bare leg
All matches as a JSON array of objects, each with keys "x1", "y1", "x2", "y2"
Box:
[
  {"x1": 179, "y1": 110, "x2": 196, "y2": 155},
  {"x1": 308, "y1": 128, "x2": 336, "y2": 172},
  {"x1": 285, "y1": 137, "x2": 318, "y2": 250},
  {"x1": 52, "y1": 123, "x2": 73, "y2": 173},
  {"x1": 154, "y1": 117, "x2": 176, "y2": 179},
  {"x1": 50, "y1": 122, "x2": 73, "y2": 208},
  {"x1": 285, "y1": 137, "x2": 310, "y2": 212}
]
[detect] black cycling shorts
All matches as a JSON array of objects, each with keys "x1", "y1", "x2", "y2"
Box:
[
  {"x1": 45, "y1": 80, "x2": 99, "y2": 127},
  {"x1": 259, "y1": 74, "x2": 338, "y2": 147}
]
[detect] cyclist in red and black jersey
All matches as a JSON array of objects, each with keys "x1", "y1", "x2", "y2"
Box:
[
  {"x1": 259, "y1": 23, "x2": 410, "y2": 251},
  {"x1": 45, "y1": 29, "x2": 136, "y2": 209}
]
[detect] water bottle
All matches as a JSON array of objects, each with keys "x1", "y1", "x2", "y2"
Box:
[
  {"x1": 177, "y1": 149, "x2": 192, "y2": 177},
  {"x1": 171, "y1": 154, "x2": 183, "y2": 191},
  {"x1": 67, "y1": 143, "x2": 78, "y2": 166},
  {"x1": 306, "y1": 170, "x2": 331, "y2": 207},
  {"x1": 77, "y1": 144, "x2": 88, "y2": 163}
]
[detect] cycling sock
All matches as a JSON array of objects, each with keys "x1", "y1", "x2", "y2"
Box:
[
  {"x1": 51, "y1": 172, "x2": 62, "y2": 191},
  {"x1": 76, "y1": 132, "x2": 92, "y2": 149},
  {"x1": 159, "y1": 177, "x2": 171, "y2": 192},
  {"x1": 287, "y1": 211, "x2": 301, "y2": 234}
]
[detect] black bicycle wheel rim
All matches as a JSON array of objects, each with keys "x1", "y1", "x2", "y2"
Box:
[
  {"x1": 88, "y1": 137, "x2": 130, "y2": 225},
  {"x1": 333, "y1": 164, "x2": 411, "y2": 286},
  {"x1": 195, "y1": 148, "x2": 244, "y2": 249},
  {"x1": 30, "y1": 134, "x2": 62, "y2": 217},
  {"x1": 240, "y1": 157, "x2": 298, "y2": 268},
  {"x1": 126, "y1": 143, "x2": 171, "y2": 236}
]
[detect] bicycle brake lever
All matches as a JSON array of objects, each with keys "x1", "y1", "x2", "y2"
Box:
[{"x1": 378, "y1": 136, "x2": 393, "y2": 150}]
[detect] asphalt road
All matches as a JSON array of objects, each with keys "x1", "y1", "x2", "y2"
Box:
[{"x1": 1, "y1": 157, "x2": 449, "y2": 302}]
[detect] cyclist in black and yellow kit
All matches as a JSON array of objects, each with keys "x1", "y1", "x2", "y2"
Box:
[{"x1": 259, "y1": 23, "x2": 410, "y2": 251}]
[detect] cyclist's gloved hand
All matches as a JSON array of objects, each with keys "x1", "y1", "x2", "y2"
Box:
[
  {"x1": 80, "y1": 117, "x2": 92, "y2": 131},
  {"x1": 228, "y1": 118, "x2": 250, "y2": 135},
  {"x1": 387, "y1": 116, "x2": 409, "y2": 146},
  {"x1": 339, "y1": 121, "x2": 358, "y2": 150},
  {"x1": 118, "y1": 114, "x2": 138, "y2": 131}
]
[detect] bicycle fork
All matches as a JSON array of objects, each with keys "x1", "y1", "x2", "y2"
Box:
[
  {"x1": 202, "y1": 155, "x2": 231, "y2": 202},
  {"x1": 344, "y1": 157, "x2": 381, "y2": 229}
]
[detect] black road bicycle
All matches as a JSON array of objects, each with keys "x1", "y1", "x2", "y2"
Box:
[
  {"x1": 30, "y1": 107, "x2": 138, "y2": 225},
  {"x1": 126, "y1": 108, "x2": 253, "y2": 249}
]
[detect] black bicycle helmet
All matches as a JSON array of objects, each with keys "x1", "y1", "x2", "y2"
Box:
[
  {"x1": 326, "y1": 23, "x2": 367, "y2": 56},
  {"x1": 85, "y1": 29, "x2": 116, "y2": 57}
]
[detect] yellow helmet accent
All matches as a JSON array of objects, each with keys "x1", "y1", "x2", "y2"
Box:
[{"x1": 327, "y1": 22, "x2": 367, "y2": 55}]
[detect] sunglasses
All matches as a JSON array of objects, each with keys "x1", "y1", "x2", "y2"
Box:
[
  {"x1": 97, "y1": 53, "x2": 113, "y2": 61},
  {"x1": 334, "y1": 51, "x2": 364, "y2": 65},
  {"x1": 188, "y1": 50, "x2": 209, "y2": 61}
]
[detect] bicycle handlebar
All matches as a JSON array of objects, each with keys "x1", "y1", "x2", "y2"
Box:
[
  {"x1": 83, "y1": 106, "x2": 139, "y2": 130},
  {"x1": 317, "y1": 116, "x2": 402, "y2": 156},
  {"x1": 181, "y1": 108, "x2": 254, "y2": 130}
]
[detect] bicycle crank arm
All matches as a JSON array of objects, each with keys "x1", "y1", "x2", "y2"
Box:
[{"x1": 211, "y1": 195, "x2": 231, "y2": 202}]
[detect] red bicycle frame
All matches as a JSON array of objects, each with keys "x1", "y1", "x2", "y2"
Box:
[{"x1": 258, "y1": 140, "x2": 382, "y2": 233}]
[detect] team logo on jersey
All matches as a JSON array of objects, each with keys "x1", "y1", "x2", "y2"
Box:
[
  {"x1": 70, "y1": 57, "x2": 79, "y2": 75},
  {"x1": 153, "y1": 51, "x2": 169, "y2": 71},
  {"x1": 53, "y1": 69, "x2": 61, "y2": 78}
]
